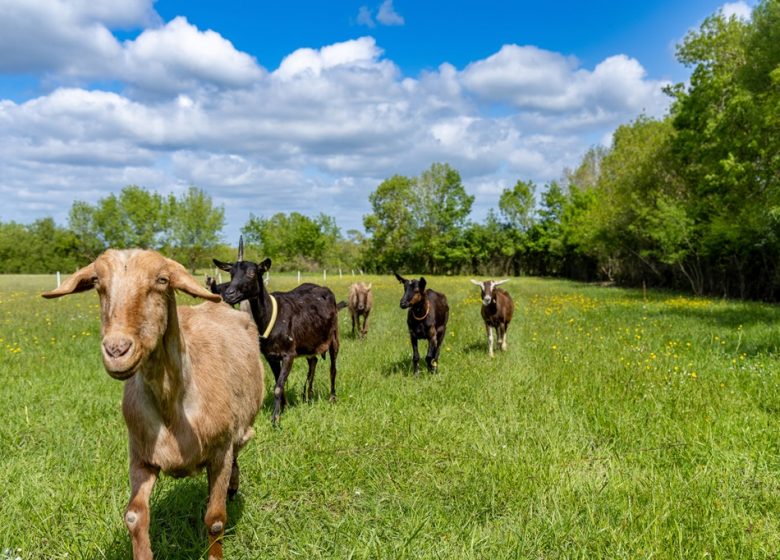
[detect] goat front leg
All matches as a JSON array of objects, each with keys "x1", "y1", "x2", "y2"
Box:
[
  {"x1": 125, "y1": 459, "x2": 159, "y2": 560},
  {"x1": 351, "y1": 311, "x2": 357, "y2": 337},
  {"x1": 205, "y1": 446, "x2": 234, "y2": 560},
  {"x1": 272, "y1": 355, "x2": 295, "y2": 426},
  {"x1": 486, "y1": 323, "x2": 494, "y2": 357},
  {"x1": 328, "y1": 340, "x2": 338, "y2": 402},
  {"x1": 426, "y1": 329, "x2": 441, "y2": 373},
  {"x1": 267, "y1": 358, "x2": 286, "y2": 411},
  {"x1": 361, "y1": 311, "x2": 370, "y2": 338},
  {"x1": 499, "y1": 324, "x2": 508, "y2": 352},
  {"x1": 410, "y1": 336, "x2": 420, "y2": 376}
]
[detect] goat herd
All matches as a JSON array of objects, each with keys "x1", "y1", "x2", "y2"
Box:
[{"x1": 41, "y1": 241, "x2": 515, "y2": 560}]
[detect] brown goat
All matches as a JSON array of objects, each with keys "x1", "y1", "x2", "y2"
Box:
[
  {"x1": 470, "y1": 279, "x2": 514, "y2": 357},
  {"x1": 394, "y1": 272, "x2": 449, "y2": 374},
  {"x1": 348, "y1": 282, "x2": 373, "y2": 338},
  {"x1": 43, "y1": 249, "x2": 264, "y2": 560}
]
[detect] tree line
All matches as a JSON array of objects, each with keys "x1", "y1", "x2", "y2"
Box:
[{"x1": 1, "y1": 0, "x2": 778, "y2": 299}]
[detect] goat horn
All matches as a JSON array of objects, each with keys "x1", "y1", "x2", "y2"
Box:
[
  {"x1": 237, "y1": 235, "x2": 244, "y2": 262},
  {"x1": 470, "y1": 279, "x2": 483, "y2": 286},
  {"x1": 495, "y1": 279, "x2": 509, "y2": 286}
]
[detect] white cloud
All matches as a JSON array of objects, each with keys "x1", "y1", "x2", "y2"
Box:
[
  {"x1": 377, "y1": 0, "x2": 405, "y2": 26},
  {"x1": 460, "y1": 45, "x2": 668, "y2": 119},
  {"x1": 275, "y1": 37, "x2": 385, "y2": 79},
  {"x1": 720, "y1": 1, "x2": 752, "y2": 20},
  {"x1": 0, "y1": 19, "x2": 672, "y2": 237},
  {"x1": 119, "y1": 17, "x2": 264, "y2": 93},
  {"x1": 0, "y1": 3, "x2": 262, "y2": 94}
]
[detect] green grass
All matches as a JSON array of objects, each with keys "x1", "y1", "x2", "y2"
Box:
[{"x1": 2, "y1": 273, "x2": 780, "y2": 558}]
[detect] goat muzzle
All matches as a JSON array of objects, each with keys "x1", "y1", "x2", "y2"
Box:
[{"x1": 101, "y1": 334, "x2": 138, "y2": 379}]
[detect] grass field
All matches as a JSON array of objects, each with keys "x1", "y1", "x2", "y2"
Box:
[{"x1": 2, "y1": 271, "x2": 780, "y2": 559}]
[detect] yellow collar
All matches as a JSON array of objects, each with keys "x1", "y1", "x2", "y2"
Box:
[
  {"x1": 260, "y1": 294, "x2": 278, "y2": 339},
  {"x1": 412, "y1": 299, "x2": 429, "y2": 321}
]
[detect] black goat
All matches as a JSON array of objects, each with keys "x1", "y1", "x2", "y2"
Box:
[
  {"x1": 394, "y1": 272, "x2": 449, "y2": 374},
  {"x1": 214, "y1": 240, "x2": 341, "y2": 425}
]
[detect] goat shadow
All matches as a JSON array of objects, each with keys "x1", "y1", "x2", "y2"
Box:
[
  {"x1": 462, "y1": 339, "x2": 490, "y2": 355},
  {"x1": 259, "y1": 359, "x2": 339, "y2": 417},
  {"x1": 380, "y1": 356, "x2": 447, "y2": 377},
  {"x1": 102, "y1": 477, "x2": 246, "y2": 559}
]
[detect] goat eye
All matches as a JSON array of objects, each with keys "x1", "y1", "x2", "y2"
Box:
[
  {"x1": 157, "y1": 276, "x2": 169, "y2": 285},
  {"x1": 246, "y1": 270, "x2": 255, "y2": 278}
]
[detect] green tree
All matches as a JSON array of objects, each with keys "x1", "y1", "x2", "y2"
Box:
[
  {"x1": 363, "y1": 174, "x2": 417, "y2": 272},
  {"x1": 364, "y1": 163, "x2": 474, "y2": 273},
  {"x1": 242, "y1": 211, "x2": 341, "y2": 271},
  {"x1": 94, "y1": 185, "x2": 168, "y2": 248},
  {"x1": 166, "y1": 186, "x2": 225, "y2": 272}
]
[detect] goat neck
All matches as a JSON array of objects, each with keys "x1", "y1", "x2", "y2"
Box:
[
  {"x1": 133, "y1": 292, "x2": 189, "y2": 425},
  {"x1": 248, "y1": 274, "x2": 276, "y2": 337},
  {"x1": 411, "y1": 291, "x2": 430, "y2": 321}
]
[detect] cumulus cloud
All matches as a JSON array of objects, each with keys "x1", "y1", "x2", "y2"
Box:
[
  {"x1": 459, "y1": 45, "x2": 668, "y2": 120},
  {"x1": 720, "y1": 1, "x2": 752, "y2": 20},
  {"x1": 0, "y1": 15, "x2": 672, "y2": 237},
  {"x1": 0, "y1": 2, "x2": 263, "y2": 94},
  {"x1": 120, "y1": 17, "x2": 264, "y2": 93}
]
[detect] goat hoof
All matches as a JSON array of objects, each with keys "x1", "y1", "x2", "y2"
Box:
[
  {"x1": 329, "y1": 394, "x2": 337, "y2": 403},
  {"x1": 209, "y1": 521, "x2": 224, "y2": 536}
]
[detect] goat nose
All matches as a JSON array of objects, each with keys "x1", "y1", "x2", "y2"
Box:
[{"x1": 103, "y1": 336, "x2": 133, "y2": 358}]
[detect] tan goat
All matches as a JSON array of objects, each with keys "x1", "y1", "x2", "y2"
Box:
[
  {"x1": 43, "y1": 249, "x2": 264, "y2": 560},
  {"x1": 347, "y1": 282, "x2": 373, "y2": 338}
]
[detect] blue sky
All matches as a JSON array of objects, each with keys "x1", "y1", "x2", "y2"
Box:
[{"x1": 0, "y1": 0, "x2": 754, "y2": 242}]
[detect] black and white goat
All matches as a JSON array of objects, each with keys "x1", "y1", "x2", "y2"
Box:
[{"x1": 470, "y1": 279, "x2": 514, "y2": 357}]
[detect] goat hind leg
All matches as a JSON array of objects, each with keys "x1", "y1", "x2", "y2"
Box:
[
  {"x1": 303, "y1": 357, "x2": 317, "y2": 402},
  {"x1": 228, "y1": 426, "x2": 254, "y2": 499},
  {"x1": 429, "y1": 327, "x2": 444, "y2": 372}
]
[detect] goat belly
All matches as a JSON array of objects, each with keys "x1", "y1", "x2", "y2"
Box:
[{"x1": 407, "y1": 320, "x2": 432, "y2": 339}]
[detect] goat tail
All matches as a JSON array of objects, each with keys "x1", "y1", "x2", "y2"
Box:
[{"x1": 337, "y1": 300, "x2": 348, "y2": 311}]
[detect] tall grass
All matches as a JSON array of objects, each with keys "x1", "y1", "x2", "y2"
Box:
[{"x1": 1, "y1": 272, "x2": 779, "y2": 558}]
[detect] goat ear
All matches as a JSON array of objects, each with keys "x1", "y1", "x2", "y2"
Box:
[
  {"x1": 42, "y1": 262, "x2": 97, "y2": 298},
  {"x1": 260, "y1": 258, "x2": 272, "y2": 271},
  {"x1": 393, "y1": 271, "x2": 406, "y2": 284},
  {"x1": 418, "y1": 277, "x2": 427, "y2": 291},
  {"x1": 366, "y1": 282, "x2": 372, "y2": 290},
  {"x1": 470, "y1": 279, "x2": 482, "y2": 286},
  {"x1": 213, "y1": 259, "x2": 232, "y2": 272},
  {"x1": 167, "y1": 259, "x2": 222, "y2": 302}
]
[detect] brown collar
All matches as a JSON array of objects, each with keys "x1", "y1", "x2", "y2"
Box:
[{"x1": 412, "y1": 299, "x2": 430, "y2": 321}]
